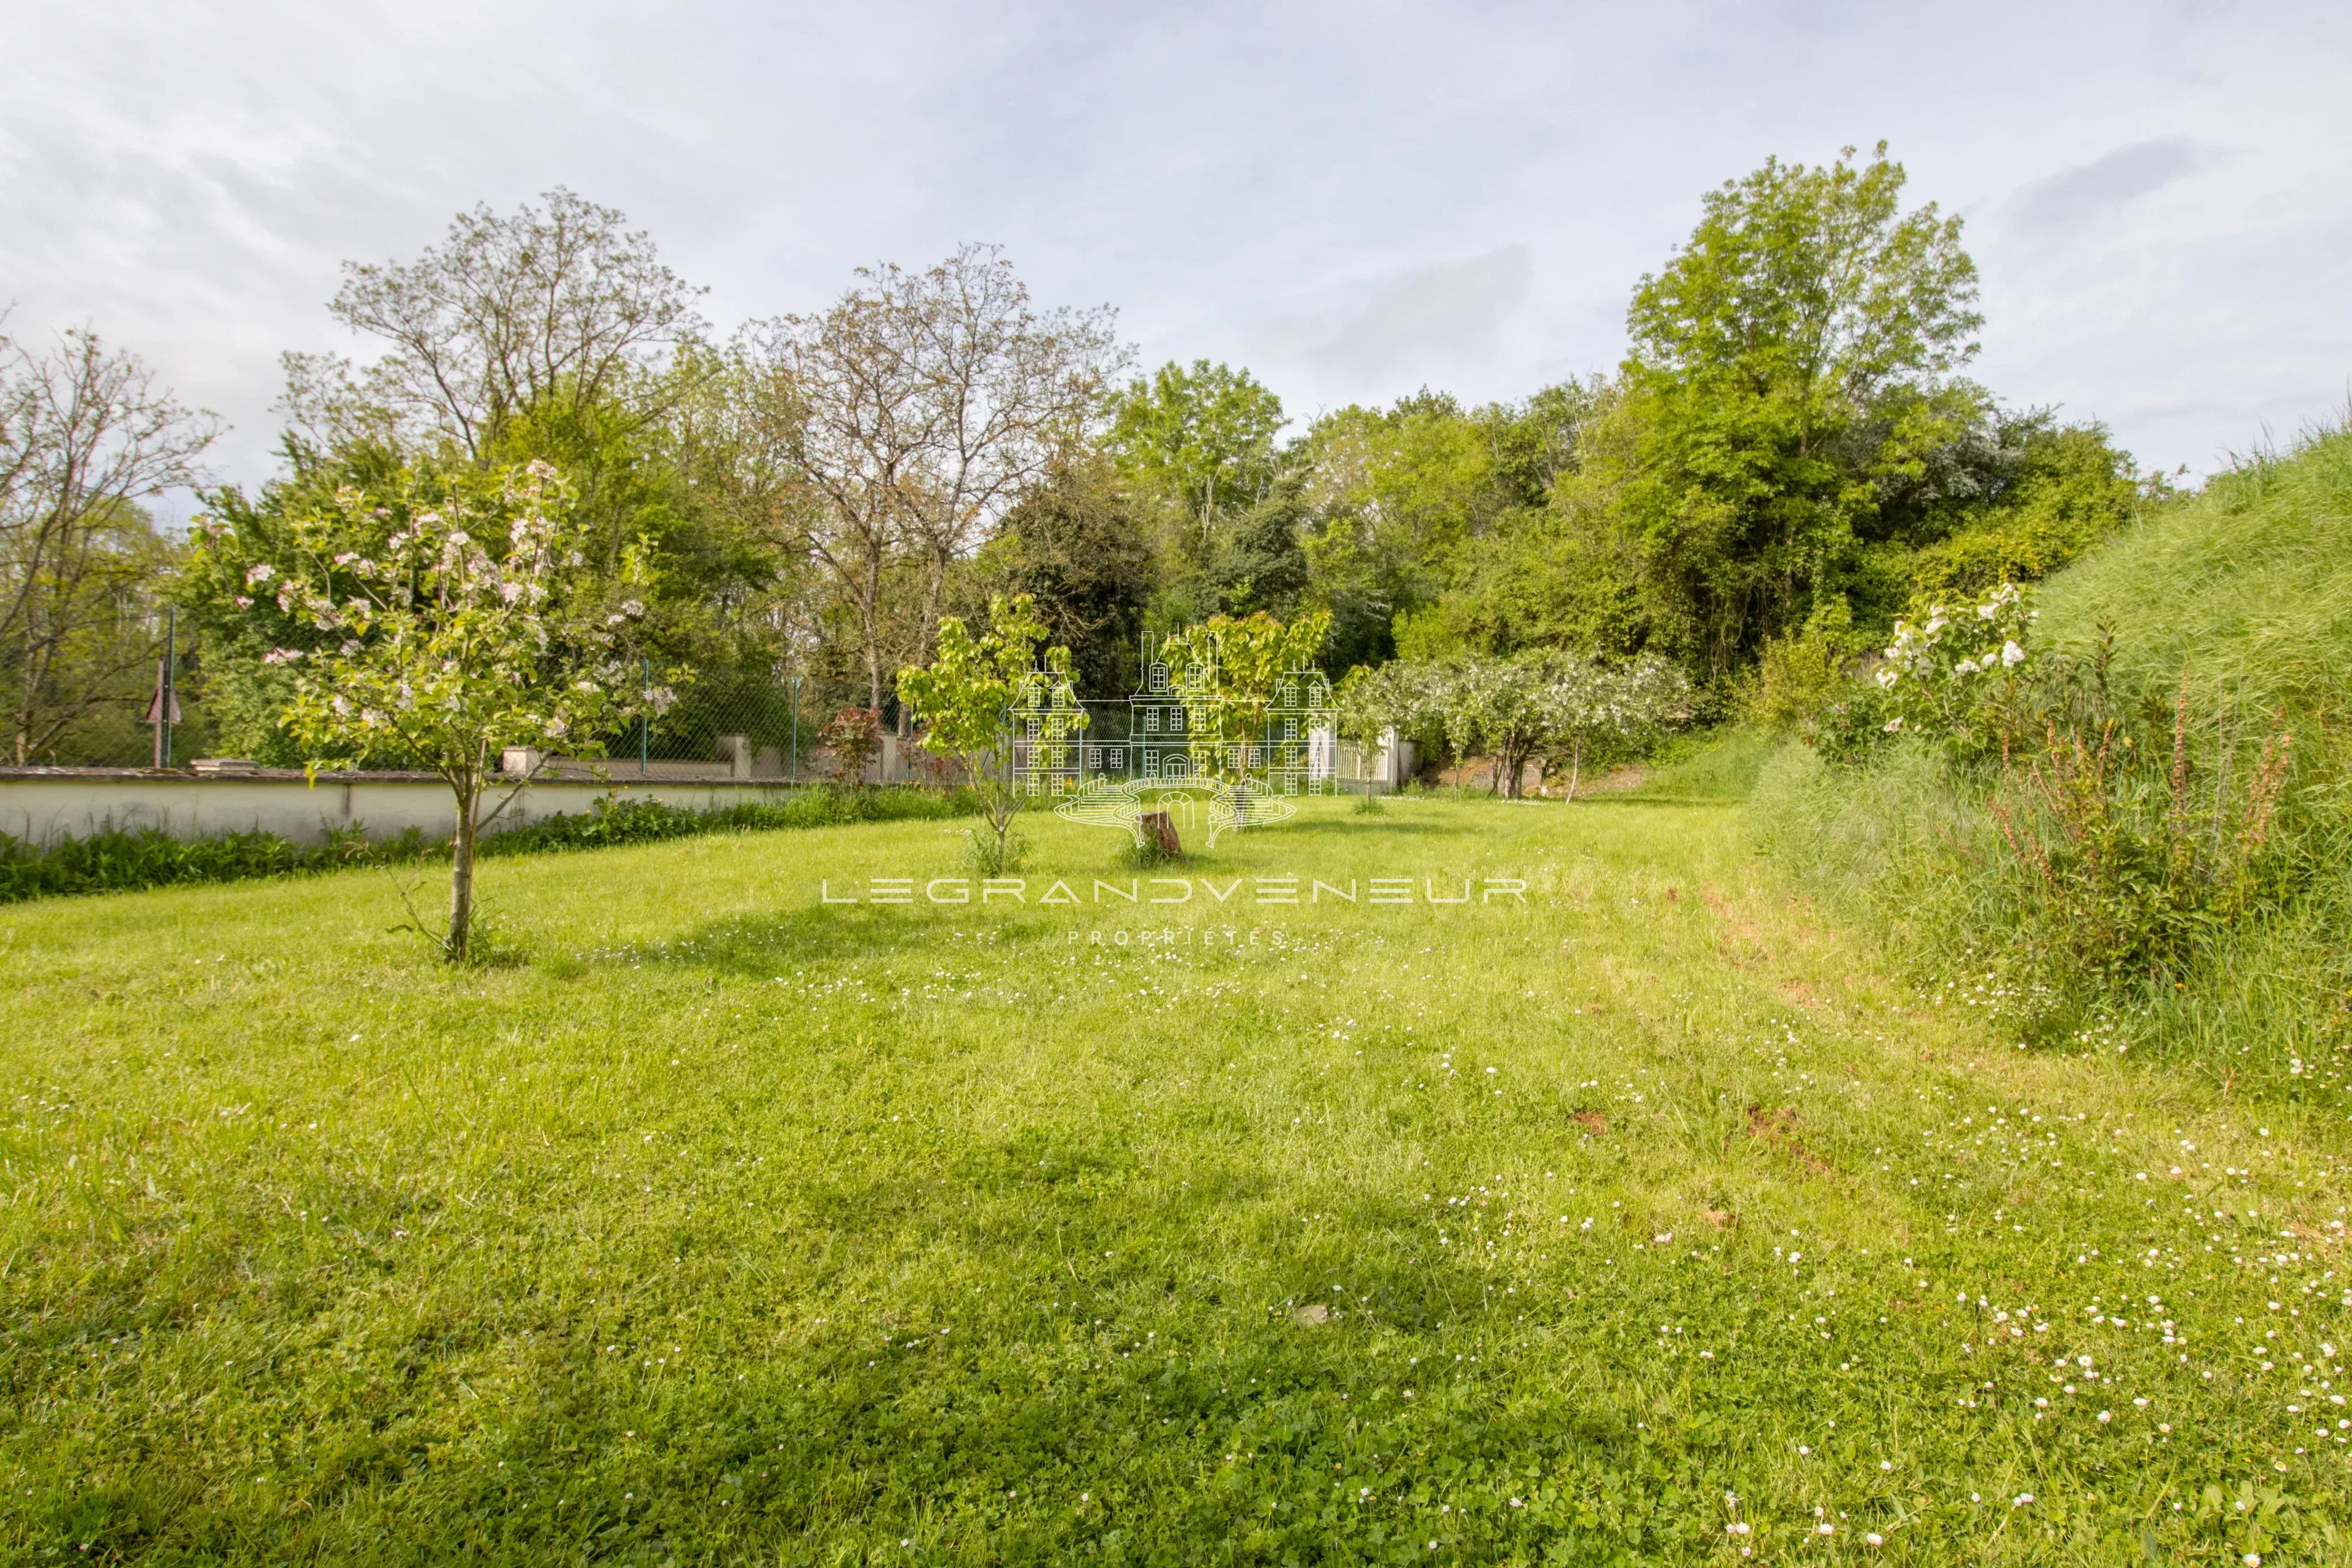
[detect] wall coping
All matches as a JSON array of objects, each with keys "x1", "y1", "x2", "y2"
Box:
[{"x1": 0, "y1": 767, "x2": 776, "y2": 786}]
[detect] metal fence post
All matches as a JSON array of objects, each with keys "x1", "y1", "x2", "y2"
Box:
[
  {"x1": 640, "y1": 657, "x2": 650, "y2": 776},
  {"x1": 791, "y1": 676, "x2": 802, "y2": 782}
]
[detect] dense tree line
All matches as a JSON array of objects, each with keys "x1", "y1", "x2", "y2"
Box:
[{"x1": 0, "y1": 145, "x2": 2156, "y2": 768}]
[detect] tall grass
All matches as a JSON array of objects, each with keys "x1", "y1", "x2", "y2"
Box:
[{"x1": 1754, "y1": 417, "x2": 2352, "y2": 1096}]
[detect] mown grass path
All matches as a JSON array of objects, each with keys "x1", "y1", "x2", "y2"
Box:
[{"x1": 2, "y1": 793, "x2": 2345, "y2": 1563}]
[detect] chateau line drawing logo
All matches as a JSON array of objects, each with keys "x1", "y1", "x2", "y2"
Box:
[
  {"x1": 1005, "y1": 632, "x2": 1340, "y2": 848},
  {"x1": 817, "y1": 874, "x2": 1529, "y2": 905}
]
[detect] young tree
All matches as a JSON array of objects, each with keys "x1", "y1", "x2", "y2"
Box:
[
  {"x1": 191, "y1": 460, "x2": 664, "y2": 961},
  {"x1": 898, "y1": 593, "x2": 1082, "y2": 874},
  {"x1": 1160, "y1": 609, "x2": 1331, "y2": 783},
  {"x1": 0, "y1": 322, "x2": 218, "y2": 762}
]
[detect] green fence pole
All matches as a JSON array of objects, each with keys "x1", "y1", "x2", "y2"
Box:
[
  {"x1": 791, "y1": 676, "x2": 801, "y2": 781},
  {"x1": 640, "y1": 657, "x2": 650, "y2": 776},
  {"x1": 163, "y1": 606, "x2": 176, "y2": 768}
]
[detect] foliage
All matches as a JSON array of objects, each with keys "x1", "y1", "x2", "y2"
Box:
[
  {"x1": 281, "y1": 187, "x2": 708, "y2": 461},
  {"x1": 1750, "y1": 599, "x2": 1860, "y2": 732},
  {"x1": 1599, "y1": 143, "x2": 1987, "y2": 673},
  {"x1": 189, "y1": 459, "x2": 664, "y2": 960},
  {"x1": 1105, "y1": 359, "x2": 1286, "y2": 544},
  {"x1": 0, "y1": 785, "x2": 968, "y2": 903},
  {"x1": 757, "y1": 245, "x2": 1125, "y2": 710},
  {"x1": 36, "y1": 162, "x2": 2176, "y2": 769},
  {"x1": 1340, "y1": 649, "x2": 1692, "y2": 798},
  {"x1": 1758, "y1": 416, "x2": 2352, "y2": 1064},
  {"x1": 1798, "y1": 679, "x2": 1898, "y2": 767},
  {"x1": 1159, "y1": 609, "x2": 1330, "y2": 783},
  {"x1": 971, "y1": 456, "x2": 1155, "y2": 700},
  {"x1": 1873, "y1": 580, "x2": 2034, "y2": 757},
  {"x1": 1, "y1": 321, "x2": 218, "y2": 763},
  {"x1": 1295, "y1": 382, "x2": 1605, "y2": 670},
  {"x1": 897, "y1": 593, "x2": 1083, "y2": 872},
  {"x1": 1205, "y1": 482, "x2": 1311, "y2": 617},
  {"x1": 0, "y1": 820, "x2": 421, "y2": 901},
  {"x1": 817, "y1": 706, "x2": 883, "y2": 787},
  {"x1": 1908, "y1": 421, "x2": 2145, "y2": 598},
  {"x1": 1987, "y1": 676, "x2": 2296, "y2": 988}
]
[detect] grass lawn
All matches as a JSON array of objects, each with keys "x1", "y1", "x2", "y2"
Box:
[{"x1": 3, "y1": 780, "x2": 2345, "y2": 1563}]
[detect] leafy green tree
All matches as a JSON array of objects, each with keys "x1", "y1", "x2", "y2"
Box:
[
  {"x1": 1292, "y1": 381, "x2": 1603, "y2": 668},
  {"x1": 1208, "y1": 484, "x2": 1310, "y2": 617},
  {"x1": 1160, "y1": 609, "x2": 1330, "y2": 783},
  {"x1": 190, "y1": 461, "x2": 665, "y2": 961},
  {"x1": 1107, "y1": 361, "x2": 1286, "y2": 545},
  {"x1": 1, "y1": 323, "x2": 218, "y2": 763},
  {"x1": 1602, "y1": 142, "x2": 1984, "y2": 675},
  {"x1": 1907, "y1": 420, "x2": 2143, "y2": 598},
  {"x1": 897, "y1": 593, "x2": 1083, "y2": 874},
  {"x1": 973, "y1": 458, "x2": 1155, "y2": 701}
]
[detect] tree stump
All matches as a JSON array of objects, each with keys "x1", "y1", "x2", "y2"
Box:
[{"x1": 1139, "y1": 810, "x2": 1182, "y2": 857}]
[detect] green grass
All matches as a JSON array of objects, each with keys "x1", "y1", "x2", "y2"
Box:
[
  {"x1": 3, "y1": 794, "x2": 2347, "y2": 1563},
  {"x1": 2034, "y1": 418, "x2": 2352, "y2": 721}
]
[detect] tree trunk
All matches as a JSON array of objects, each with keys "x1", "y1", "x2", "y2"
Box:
[
  {"x1": 1564, "y1": 741, "x2": 1582, "y2": 804},
  {"x1": 448, "y1": 777, "x2": 479, "y2": 962}
]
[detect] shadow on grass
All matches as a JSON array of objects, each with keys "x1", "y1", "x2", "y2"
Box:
[
  {"x1": 1278, "y1": 816, "x2": 1448, "y2": 839},
  {"x1": 576, "y1": 900, "x2": 1046, "y2": 979}
]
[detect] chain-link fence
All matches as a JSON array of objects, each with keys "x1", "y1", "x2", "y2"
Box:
[{"x1": 19, "y1": 656, "x2": 1410, "y2": 789}]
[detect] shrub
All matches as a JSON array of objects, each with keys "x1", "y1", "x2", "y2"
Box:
[{"x1": 1984, "y1": 675, "x2": 2296, "y2": 989}]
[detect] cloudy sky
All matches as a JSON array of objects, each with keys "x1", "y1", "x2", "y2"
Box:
[{"x1": 4, "y1": 0, "x2": 2347, "y2": 512}]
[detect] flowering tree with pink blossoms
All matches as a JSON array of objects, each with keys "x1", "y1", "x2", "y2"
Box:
[{"x1": 195, "y1": 460, "x2": 669, "y2": 959}]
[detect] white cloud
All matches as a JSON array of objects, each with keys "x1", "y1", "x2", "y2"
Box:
[
  {"x1": 1285, "y1": 246, "x2": 1533, "y2": 388},
  {"x1": 1, "y1": 0, "x2": 2346, "y2": 504},
  {"x1": 2004, "y1": 138, "x2": 2231, "y2": 237}
]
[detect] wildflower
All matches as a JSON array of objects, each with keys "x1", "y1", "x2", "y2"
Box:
[
  {"x1": 1866, "y1": 1532, "x2": 1884, "y2": 1546},
  {"x1": 2014, "y1": 1493, "x2": 2034, "y2": 1507}
]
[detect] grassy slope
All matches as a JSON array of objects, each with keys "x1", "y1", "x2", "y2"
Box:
[
  {"x1": 2, "y1": 797, "x2": 2347, "y2": 1564},
  {"x1": 2033, "y1": 423, "x2": 2352, "y2": 721},
  {"x1": 1759, "y1": 424, "x2": 2352, "y2": 1097}
]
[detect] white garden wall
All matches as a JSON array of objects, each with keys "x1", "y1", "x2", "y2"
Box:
[{"x1": 0, "y1": 768, "x2": 808, "y2": 849}]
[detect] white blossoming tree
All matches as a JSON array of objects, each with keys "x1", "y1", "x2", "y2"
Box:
[
  {"x1": 195, "y1": 460, "x2": 670, "y2": 959},
  {"x1": 1336, "y1": 650, "x2": 1691, "y2": 799},
  {"x1": 1536, "y1": 653, "x2": 1692, "y2": 800},
  {"x1": 1875, "y1": 580, "x2": 2034, "y2": 752}
]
